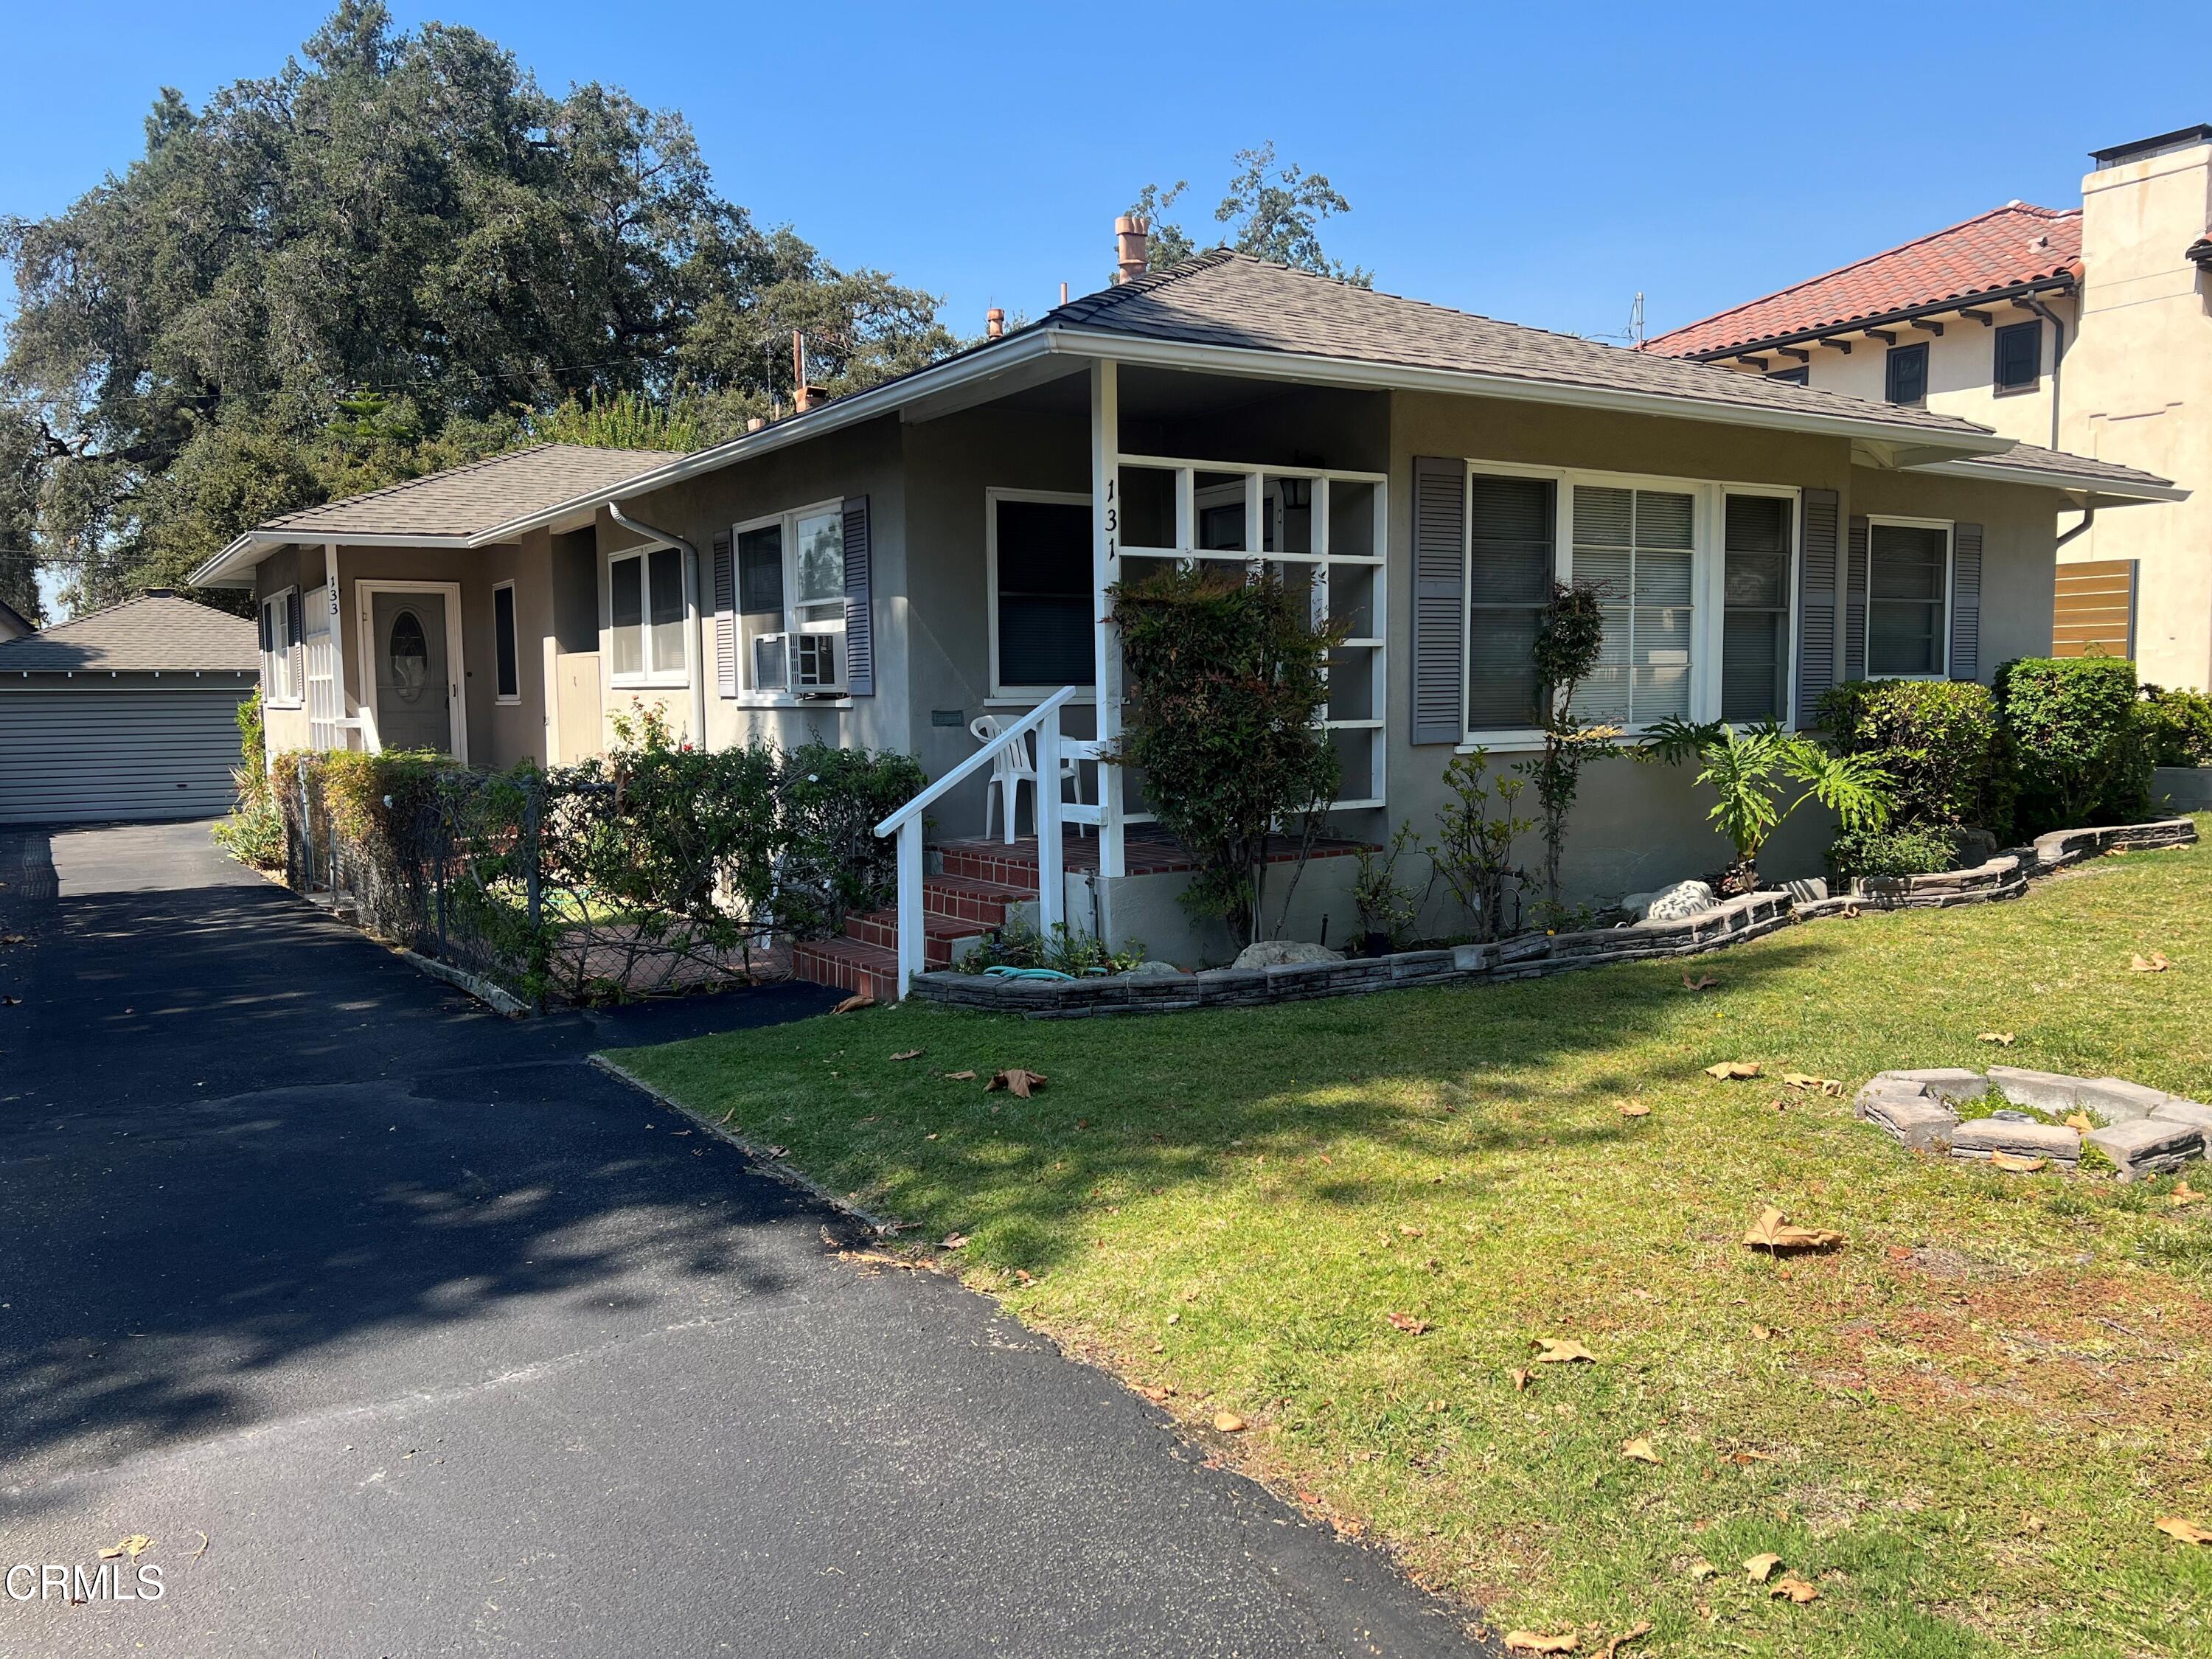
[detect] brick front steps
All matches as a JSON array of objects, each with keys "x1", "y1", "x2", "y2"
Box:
[{"x1": 790, "y1": 866, "x2": 1032, "y2": 1002}]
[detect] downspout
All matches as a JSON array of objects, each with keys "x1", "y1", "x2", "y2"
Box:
[
  {"x1": 2020, "y1": 290, "x2": 2067, "y2": 453},
  {"x1": 2056, "y1": 501, "x2": 2096, "y2": 552},
  {"x1": 607, "y1": 501, "x2": 708, "y2": 750}
]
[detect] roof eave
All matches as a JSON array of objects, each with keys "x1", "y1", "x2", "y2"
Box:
[
  {"x1": 1669, "y1": 273, "x2": 2079, "y2": 363},
  {"x1": 1913, "y1": 457, "x2": 2188, "y2": 503},
  {"x1": 187, "y1": 527, "x2": 477, "y2": 587}
]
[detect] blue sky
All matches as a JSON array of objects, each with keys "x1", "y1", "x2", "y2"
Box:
[{"x1": 4, "y1": 1, "x2": 2208, "y2": 346}]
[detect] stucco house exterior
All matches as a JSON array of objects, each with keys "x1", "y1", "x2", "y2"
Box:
[
  {"x1": 192, "y1": 237, "x2": 2181, "y2": 992},
  {"x1": 1648, "y1": 125, "x2": 2212, "y2": 695}
]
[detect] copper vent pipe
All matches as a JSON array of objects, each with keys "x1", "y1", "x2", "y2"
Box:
[{"x1": 1114, "y1": 215, "x2": 1149, "y2": 284}]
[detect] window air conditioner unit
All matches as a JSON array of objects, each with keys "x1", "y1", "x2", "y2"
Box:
[{"x1": 752, "y1": 630, "x2": 844, "y2": 695}]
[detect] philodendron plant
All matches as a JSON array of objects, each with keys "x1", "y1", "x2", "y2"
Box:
[{"x1": 1641, "y1": 718, "x2": 1892, "y2": 895}]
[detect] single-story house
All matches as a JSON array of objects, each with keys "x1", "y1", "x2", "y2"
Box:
[
  {"x1": 0, "y1": 591, "x2": 259, "y2": 825},
  {"x1": 0, "y1": 599, "x2": 33, "y2": 644},
  {"x1": 189, "y1": 237, "x2": 2183, "y2": 995}
]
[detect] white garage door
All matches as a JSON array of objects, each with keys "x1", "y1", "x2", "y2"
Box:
[{"x1": 0, "y1": 684, "x2": 251, "y2": 825}]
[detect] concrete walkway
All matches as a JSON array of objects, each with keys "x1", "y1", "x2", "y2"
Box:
[{"x1": 0, "y1": 821, "x2": 1478, "y2": 1656}]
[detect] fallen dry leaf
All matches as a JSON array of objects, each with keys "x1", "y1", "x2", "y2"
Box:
[
  {"x1": 1510, "y1": 1367, "x2": 1533, "y2": 1391},
  {"x1": 1743, "y1": 1206, "x2": 1846, "y2": 1253},
  {"x1": 1992, "y1": 1151, "x2": 2051, "y2": 1173},
  {"x1": 97, "y1": 1537, "x2": 152, "y2": 1561},
  {"x1": 764, "y1": 1144, "x2": 788, "y2": 1158},
  {"x1": 1618, "y1": 1102, "x2": 1652, "y2": 1119},
  {"x1": 2065, "y1": 1111, "x2": 2096, "y2": 1133},
  {"x1": 2171, "y1": 1181, "x2": 2205, "y2": 1208},
  {"x1": 1136, "y1": 1385, "x2": 1170, "y2": 1402},
  {"x1": 986, "y1": 1068, "x2": 1048, "y2": 1098},
  {"x1": 1683, "y1": 973, "x2": 1719, "y2": 992},
  {"x1": 890, "y1": 1049, "x2": 924, "y2": 1062},
  {"x1": 1503, "y1": 1632, "x2": 1579, "y2": 1655},
  {"x1": 1385, "y1": 1311, "x2": 1433, "y2": 1335},
  {"x1": 1397, "y1": 1223, "x2": 1427, "y2": 1237},
  {"x1": 1686, "y1": 1558, "x2": 1717, "y2": 1581},
  {"x1": 1212, "y1": 1411, "x2": 1248, "y2": 1433},
  {"x1": 1770, "y1": 1575, "x2": 1820, "y2": 1604},
  {"x1": 1602, "y1": 1622, "x2": 1655, "y2": 1659},
  {"x1": 832, "y1": 992, "x2": 873, "y2": 1013},
  {"x1": 1620, "y1": 1437, "x2": 1663, "y2": 1464},
  {"x1": 2022, "y1": 1514, "x2": 2048, "y2": 1536},
  {"x1": 1742, "y1": 1552, "x2": 1784, "y2": 1583},
  {"x1": 1726, "y1": 1448, "x2": 1780, "y2": 1464},
  {"x1": 1978, "y1": 1031, "x2": 2017, "y2": 1046},
  {"x1": 1705, "y1": 1060, "x2": 1762, "y2": 1080},
  {"x1": 940, "y1": 1232, "x2": 969, "y2": 1249},
  {"x1": 2155, "y1": 1516, "x2": 2212, "y2": 1545},
  {"x1": 1750, "y1": 1323, "x2": 1774, "y2": 1341},
  {"x1": 1781, "y1": 1071, "x2": 1845, "y2": 1096},
  {"x1": 2132, "y1": 952, "x2": 2172, "y2": 973},
  {"x1": 1532, "y1": 1337, "x2": 1597, "y2": 1364},
  {"x1": 942, "y1": 1069, "x2": 978, "y2": 1081}
]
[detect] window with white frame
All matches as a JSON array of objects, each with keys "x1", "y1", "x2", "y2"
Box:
[
  {"x1": 1571, "y1": 484, "x2": 1696, "y2": 728},
  {"x1": 1111, "y1": 455, "x2": 1387, "y2": 810},
  {"x1": 988, "y1": 490, "x2": 1094, "y2": 696},
  {"x1": 610, "y1": 544, "x2": 688, "y2": 683},
  {"x1": 260, "y1": 587, "x2": 300, "y2": 706},
  {"x1": 1462, "y1": 466, "x2": 1800, "y2": 737},
  {"x1": 735, "y1": 498, "x2": 846, "y2": 695},
  {"x1": 1867, "y1": 518, "x2": 1951, "y2": 677}
]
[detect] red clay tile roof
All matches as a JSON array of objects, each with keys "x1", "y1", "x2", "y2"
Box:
[{"x1": 1645, "y1": 204, "x2": 2081, "y2": 359}]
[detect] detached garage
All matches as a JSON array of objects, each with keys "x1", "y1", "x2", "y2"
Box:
[{"x1": 0, "y1": 591, "x2": 258, "y2": 826}]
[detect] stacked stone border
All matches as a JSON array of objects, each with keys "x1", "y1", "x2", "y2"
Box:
[
  {"x1": 910, "y1": 817, "x2": 2199, "y2": 1020},
  {"x1": 1857, "y1": 1065, "x2": 2212, "y2": 1182}
]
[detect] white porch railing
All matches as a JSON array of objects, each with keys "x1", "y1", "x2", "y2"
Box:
[{"x1": 872, "y1": 684, "x2": 1102, "y2": 1001}]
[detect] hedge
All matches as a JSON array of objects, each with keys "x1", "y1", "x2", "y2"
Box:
[{"x1": 1994, "y1": 656, "x2": 2153, "y2": 837}]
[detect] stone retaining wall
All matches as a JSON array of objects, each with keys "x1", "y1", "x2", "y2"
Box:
[
  {"x1": 1857, "y1": 1065, "x2": 2211, "y2": 1181},
  {"x1": 911, "y1": 817, "x2": 2199, "y2": 1020}
]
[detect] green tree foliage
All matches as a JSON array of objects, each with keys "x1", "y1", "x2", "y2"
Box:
[
  {"x1": 532, "y1": 390, "x2": 704, "y2": 454},
  {"x1": 1, "y1": 2, "x2": 956, "y2": 611},
  {"x1": 1108, "y1": 566, "x2": 1343, "y2": 945},
  {"x1": 1128, "y1": 142, "x2": 1371, "y2": 287}
]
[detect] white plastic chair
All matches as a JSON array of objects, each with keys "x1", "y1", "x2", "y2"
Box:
[{"x1": 972, "y1": 714, "x2": 1087, "y2": 844}]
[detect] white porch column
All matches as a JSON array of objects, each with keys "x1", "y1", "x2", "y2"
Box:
[
  {"x1": 324, "y1": 542, "x2": 349, "y2": 749},
  {"x1": 1089, "y1": 358, "x2": 1126, "y2": 880}
]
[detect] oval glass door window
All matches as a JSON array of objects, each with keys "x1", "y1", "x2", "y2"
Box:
[{"x1": 388, "y1": 609, "x2": 430, "y2": 703}]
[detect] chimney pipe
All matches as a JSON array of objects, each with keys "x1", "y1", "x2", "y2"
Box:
[
  {"x1": 1114, "y1": 215, "x2": 1150, "y2": 284},
  {"x1": 1060, "y1": 281, "x2": 1069, "y2": 306},
  {"x1": 746, "y1": 415, "x2": 766, "y2": 433},
  {"x1": 986, "y1": 307, "x2": 1005, "y2": 339}
]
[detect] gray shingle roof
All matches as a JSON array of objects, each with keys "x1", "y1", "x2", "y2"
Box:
[
  {"x1": 1932, "y1": 439, "x2": 2182, "y2": 498},
  {"x1": 1048, "y1": 252, "x2": 1998, "y2": 439},
  {"x1": 0, "y1": 592, "x2": 258, "y2": 673},
  {"x1": 255, "y1": 443, "x2": 672, "y2": 540}
]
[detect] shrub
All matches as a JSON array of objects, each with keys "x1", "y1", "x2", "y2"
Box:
[
  {"x1": 1641, "y1": 719, "x2": 1891, "y2": 893},
  {"x1": 1520, "y1": 580, "x2": 1619, "y2": 922},
  {"x1": 209, "y1": 689, "x2": 285, "y2": 869},
  {"x1": 1817, "y1": 678, "x2": 2014, "y2": 840},
  {"x1": 1431, "y1": 748, "x2": 1532, "y2": 942},
  {"x1": 1109, "y1": 566, "x2": 1342, "y2": 944},
  {"x1": 2141, "y1": 685, "x2": 2212, "y2": 768},
  {"x1": 959, "y1": 923, "x2": 1147, "y2": 977},
  {"x1": 1829, "y1": 821, "x2": 1960, "y2": 882},
  {"x1": 1994, "y1": 656, "x2": 2152, "y2": 835}
]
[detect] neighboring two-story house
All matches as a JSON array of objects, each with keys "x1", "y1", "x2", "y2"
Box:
[{"x1": 1648, "y1": 125, "x2": 2212, "y2": 694}]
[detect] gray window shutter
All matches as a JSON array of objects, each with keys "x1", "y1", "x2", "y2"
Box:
[
  {"x1": 1844, "y1": 515, "x2": 1870, "y2": 682},
  {"x1": 1950, "y1": 522, "x2": 1983, "y2": 682},
  {"x1": 1411, "y1": 456, "x2": 1466, "y2": 744},
  {"x1": 842, "y1": 495, "x2": 874, "y2": 697},
  {"x1": 286, "y1": 588, "x2": 304, "y2": 696},
  {"x1": 711, "y1": 529, "x2": 737, "y2": 699},
  {"x1": 1795, "y1": 487, "x2": 1839, "y2": 726}
]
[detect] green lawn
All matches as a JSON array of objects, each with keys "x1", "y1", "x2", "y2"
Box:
[{"x1": 613, "y1": 820, "x2": 2212, "y2": 1658}]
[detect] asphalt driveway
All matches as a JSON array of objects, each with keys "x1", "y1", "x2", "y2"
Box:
[{"x1": 0, "y1": 821, "x2": 1478, "y2": 1657}]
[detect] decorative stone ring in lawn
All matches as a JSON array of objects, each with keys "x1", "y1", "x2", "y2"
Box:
[{"x1": 1857, "y1": 1066, "x2": 2212, "y2": 1180}]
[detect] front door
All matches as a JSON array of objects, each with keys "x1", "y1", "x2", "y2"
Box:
[{"x1": 367, "y1": 589, "x2": 459, "y2": 755}]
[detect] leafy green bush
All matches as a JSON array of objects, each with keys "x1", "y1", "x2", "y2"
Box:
[
  {"x1": 210, "y1": 689, "x2": 285, "y2": 869},
  {"x1": 2141, "y1": 685, "x2": 2212, "y2": 768},
  {"x1": 1994, "y1": 656, "x2": 2152, "y2": 835},
  {"x1": 959, "y1": 922, "x2": 1148, "y2": 977},
  {"x1": 1817, "y1": 678, "x2": 2014, "y2": 840},
  {"x1": 1431, "y1": 748, "x2": 1532, "y2": 942},
  {"x1": 1109, "y1": 566, "x2": 1341, "y2": 943},
  {"x1": 1829, "y1": 821, "x2": 1960, "y2": 881},
  {"x1": 1641, "y1": 719, "x2": 1891, "y2": 894}
]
